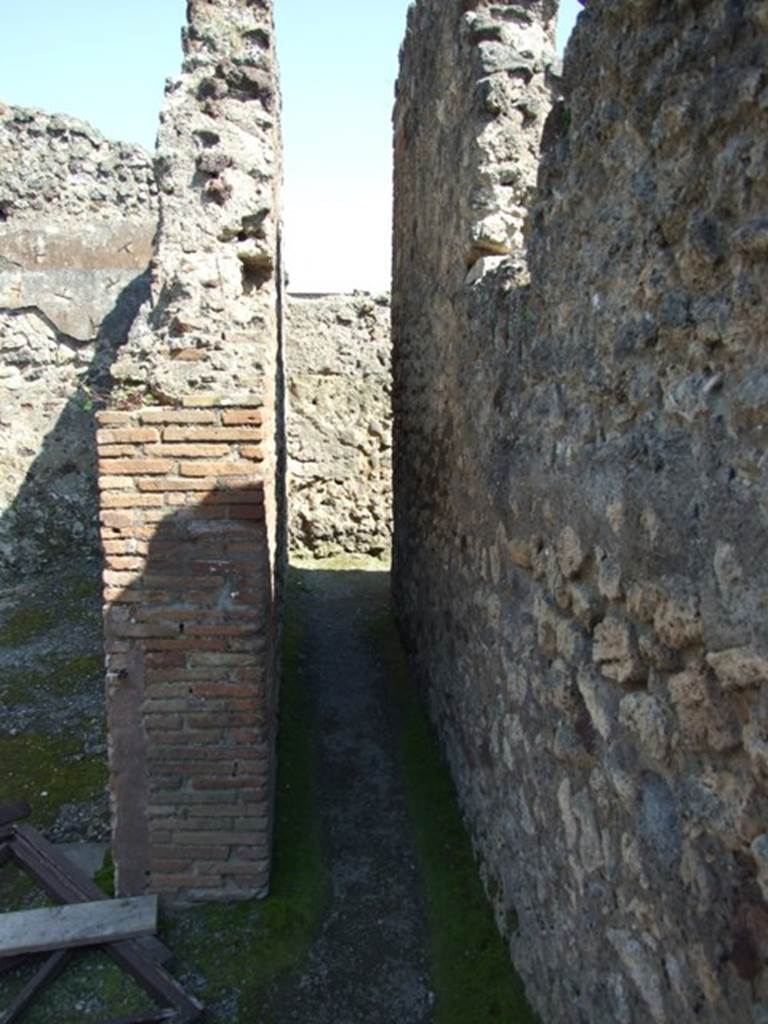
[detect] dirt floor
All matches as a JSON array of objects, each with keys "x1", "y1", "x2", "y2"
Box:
[{"x1": 261, "y1": 563, "x2": 433, "y2": 1023}]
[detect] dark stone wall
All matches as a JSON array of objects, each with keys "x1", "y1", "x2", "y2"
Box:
[{"x1": 392, "y1": 1, "x2": 768, "y2": 1021}]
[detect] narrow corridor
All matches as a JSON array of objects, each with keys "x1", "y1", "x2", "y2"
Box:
[{"x1": 264, "y1": 563, "x2": 433, "y2": 1023}]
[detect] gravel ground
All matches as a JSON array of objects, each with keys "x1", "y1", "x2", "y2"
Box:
[
  {"x1": 263, "y1": 563, "x2": 434, "y2": 1024},
  {"x1": 0, "y1": 556, "x2": 110, "y2": 843}
]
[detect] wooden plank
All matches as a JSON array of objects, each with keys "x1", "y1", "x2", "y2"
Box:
[
  {"x1": 9, "y1": 828, "x2": 173, "y2": 965},
  {"x1": 13, "y1": 826, "x2": 112, "y2": 902},
  {"x1": 5, "y1": 828, "x2": 202, "y2": 1020},
  {"x1": 102, "y1": 942, "x2": 203, "y2": 1022},
  {"x1": 0, "y1": 949, "x2": 72, "y2": 1024},
  {"x1": 0, "y1": 801, "x2": 30, "y2": 828},
  {"x1": 0, "y1": 896, "x2": 158, "y2": 957}
]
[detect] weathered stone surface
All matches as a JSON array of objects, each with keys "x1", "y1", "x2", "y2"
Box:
[
  {"x1": 393, "y1": 1, "x2": 768, "y2": 1022},
  {"x1": 98, "y1": 0, "x2": 285, "y2": 905},
  {"x1": 0, "y1": 105, "x2": 157, "y2": 581},
  {"x1": 112, "y1": 0, "x2": 282, "y2": 408},
  {"x1": 286, "y1": 293, "x2": 392, "y2": 559}
]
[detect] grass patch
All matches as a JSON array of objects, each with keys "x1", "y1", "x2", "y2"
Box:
[
  {"x1": 93, "y1": 848, "x2": 116, "y2": 898},
  {"x1": 163, "y1": 568, "x2": 327, "y2": 1021},
  {"x1": 0, "y1": 733, "x2": 107, "y2": 829},
  {"x1": 1, "y1": 654, "x2": 102, "y2": 703},
  {"x1": 0, "y1": 949, "x2": 156, "y2": 1023},
  {"x1": 63, "y1": 574, "x2": 99, "y2": 602},
  {"x1": 374, "y1": 611, "x2": 540, "y2": 1024},
  {"x1": 0, "y1": 605, "x2": 54, "y2": 646},
  {"x1": 0, "y1": 861, "x2": 53, "y2": 914}
]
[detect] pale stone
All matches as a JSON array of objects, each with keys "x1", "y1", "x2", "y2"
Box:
[
  {"x1": 577, "y1": 667, "x2": 617, "y2": 741},
  {"x1": 627, "y1": 581, "x2": 664, "y2": 625},
  {"x1": 619, "y1": 693, "x2": 672, "y2": 761},
  {"x1": 653, "y1": 593, "x2": 704, "y2": 650},
  {"x1": 596, "y1": 546, "x2": 623, "y2": 600},
  {"x1": 593, "y1": 616, "x2": 644, "y2": 684},
  {"x1": 751, "y1": 835, "x2": 768, "y2": 902},
  {"x1": 743, "y1": 723, "x2": 768, "y2": 776},
  {"x1": 607, "y1": 930, "x2": 667, "y2": 1023},
  {"x1": 706, "y1": 646, "x2": 768, "y2": 689},
  {"x1": 557, "y1": 525, "x2": 585, "y2": 579}
]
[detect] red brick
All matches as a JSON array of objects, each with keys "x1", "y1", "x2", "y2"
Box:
[
  {"x1": 98, "y1": 445, "x2": 139, "y2": 457},
  {"x1": 201, "y1": 489, "x2": 263, "y2": 505},
  {"x1": 99, "y1": 459, "x2": 174, "y2": 475},
  {"x1": 164, "y1": 427, "x2": 262, "y2": 442},
  {"x1": 102, "y1": 541, "x2": 137, "y2": 555},
  {"x1": 145, "y1": 443, "x2": 230, "y2": 457},
  {"x1": 96, "y1": 411, "x2": 132, "y2": 426},
  {"x1": 240, "y1": 446, "x2": 265, "y2": 460},
  {"x1": 103, "y1": 587, "x2": 142, "y2": 604},
  {"x1": 230, "y1": 506, "x2": 266, "y2": 520},
  {"x1": 185, "y1": 624, "x2": 257, "y2": 638},
  {"x1": 145, "y1": 652, "x2": 187, "y2": 669},
  {"x1": 106, "y1": 556, "x2": 146, "y2": 572},
  {"x1": 136, "y1": 477, "x2": 216, "y2": 492},
  {"x1": 101, "y1": 493, "x2": 166, "y2": 509},
  {"x1": 99, "y1": 511, "x2": 133, "y2": 528},
  {"x1": 179, "y1": 461, "x2": 255, "y2": 477},
  {"x1": 98, "y1": 476, "x2": 136, "y2": 491},
  {"x1": 97, "y1": 428, "x2": 160, "y2": 444},
  {"x1": 222, "y1": 409, "x2": 263, "y2": 426},
  {"x1": 189, "y1": 653, "x2": 259, "y2": 668},
  {"x1": 140, "y1": 409, "x2": 217, "y2": 424},
  {"x1": 152, "y1": 845, "x2": 228, "y2": 861},
  {"x1": 145, "y1": 638, "x2": 229, "y2": 653}
]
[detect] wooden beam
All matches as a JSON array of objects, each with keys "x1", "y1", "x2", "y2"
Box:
[
  {"x1": 9, "y1": 827, "x2": 172, "y2": 965},
  {"x1": 0, "y1": 896, "x2": 158, "y2": 957},
  {"x1": 4, "y1": 827, "x2": 202, "y2": 1020},
  {"x1": 0, "y1": 949, "x2": 72, "y2": 1023},
  {"x1": 96, "y1": 1011, "x2": 176, "y2": 1024}
]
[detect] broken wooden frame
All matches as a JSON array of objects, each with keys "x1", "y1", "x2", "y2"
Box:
[{"x1": 0, "y1": 803, "x2": 202, "y2": 1024}]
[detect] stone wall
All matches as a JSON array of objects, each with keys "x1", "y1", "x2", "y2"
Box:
[
  {"x1": 0, "y1": 104, "x2": 156, "y2": 580},
  {"x1": 100, "y1": 0, "x2": 285, "y2": 903},
  {"x1": 286, "y1": 293, "x2": 392, "y2": 559},
  {"x1": 393, "y1": 2, "x2": 768, "y2": 1022}
]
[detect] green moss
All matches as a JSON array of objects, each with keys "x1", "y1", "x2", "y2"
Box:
[
  {"x1": 62, "y1": 574, "x2": 98, "y2": 603},
  {"x1": 163, "y1": 568, "x2": 327, "y2": 1021},
  {"x1": 0, "y1": 950, "x2": 155, "y2": 1023},
  {"x1": 374, "y1": 611, "x2": 540, "y2": 1024},
  {"x1": 93, "y1": 848, "x2": 115, "y2": 899},
  {"x1": 0, "y1": 605, "x2": 54, "y2": 646},
  {"x1": 0, "y1": 733, "x2": 107, "y2": 829},
  {"x1": 49, "y1": 654, "x2": 102, "y2": 695},
  {"x1": 1, "y1": 654, "x2": 101, "y2": 704},
  {"x1": 0, "y1": 862, "x2": 53, "y2": 914}
]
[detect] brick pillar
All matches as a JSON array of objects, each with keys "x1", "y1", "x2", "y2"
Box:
[{"x1": 97, "y1": 405, "x2": 276, "y2": 903}]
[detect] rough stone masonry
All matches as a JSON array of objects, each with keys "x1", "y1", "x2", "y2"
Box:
[
  {"x1": 0, "y1": 105, "x2": 156, "y2": 578},
  {"x1": 393, "y1": 1, "x2": 768, "y2": 1022},
  {"x1": 286, "y1": 292, "x2": 392, "y2": 560},
  {"x1": 98, "y1": 0, "x2": 285, "y2": 903}
]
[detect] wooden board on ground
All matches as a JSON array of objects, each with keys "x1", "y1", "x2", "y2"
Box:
[{"x1": 0, "y1": 895, "x2": 158, "y2": 957}]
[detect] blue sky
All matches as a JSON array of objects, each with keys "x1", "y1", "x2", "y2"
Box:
[{"x1": 0, "y1": 1, "x2": 580, "y2": 292}]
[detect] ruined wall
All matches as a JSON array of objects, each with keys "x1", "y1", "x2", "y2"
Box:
[
  {"x1": 100, "y1": 0, "x2": 285, "y2": 902},
  {"x1": 286, "y1": 293, "x2": 392, "y2": 559},
  {"x1": 393, "y1": 1, "x2": 768, "y2": 1022},
  {"x1": 0, "y1": 105, "x2": 156, "y2": 579},
  {"x1": 96, "y1": 406, "x2": 271, "y2": 900}
]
